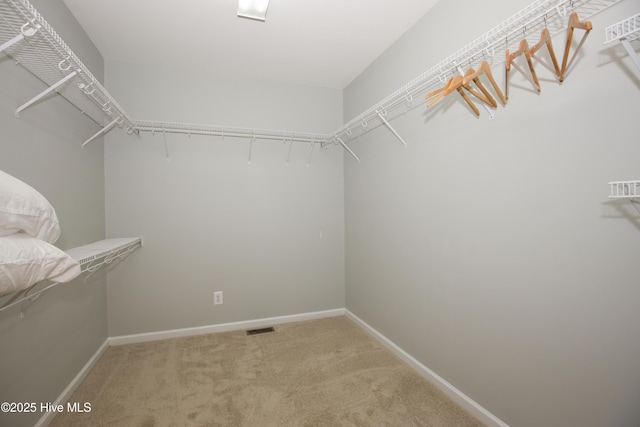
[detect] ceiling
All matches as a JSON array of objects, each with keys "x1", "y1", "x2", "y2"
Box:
[{"x1": 62, "y1": 0, "x2": 442, "y2": 90}]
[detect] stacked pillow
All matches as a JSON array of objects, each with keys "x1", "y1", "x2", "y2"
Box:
[{"x1": 0, "y1": 169, "x2": 80, "y2": 296}]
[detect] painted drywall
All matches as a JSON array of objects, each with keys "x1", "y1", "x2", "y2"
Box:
[
  {"x1": 0, "y1": 1, "x2": 107, "y2": 426},
  {"x1": 344, "y1": 0, "x2": 640, "y2": 426},
  {"x1": 104, "y1": 62, "x2": 345, "y2": 336}
]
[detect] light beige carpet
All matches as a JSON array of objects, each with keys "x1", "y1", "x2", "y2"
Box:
[{"x1": 50, "y1": 316, "x2": 485, "y2": 427}]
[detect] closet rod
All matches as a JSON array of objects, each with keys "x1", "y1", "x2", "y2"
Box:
[
  {"x1": 331, "y1": 0, "x2": 621, "y2": 149},
  {"x1": 134, "y1": 120, "x2": 331, "y2": 145}
]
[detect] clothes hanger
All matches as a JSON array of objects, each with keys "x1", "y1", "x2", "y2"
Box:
[
  {"x1": 447, "y1": 75, "x2": 481, "y2": 116},
  {"x1": 463, "y1": 61, "x2": 506, "y2": 107},
  {"x1": 425, "y1": 77, "x2": 455, "y2": 108},
  {"x1": 527, "y1": 27, "x2": 561, "y2": 82},
  {"x1": 560, "y1": 12, "x2": 592, "y2": 82},
  {"x1": 462, "y1": 67, "x2": 498, "y2": 108},
  {"x1": 425, "y1": 75, "x2": 480, "y2": 116},
  {"x1": 505, "y1": 39, "x2": 540, "y2": 100}
]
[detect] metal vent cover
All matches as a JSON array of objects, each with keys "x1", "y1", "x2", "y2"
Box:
[{"x1": 246, "y1": 327, "x2": 275, "y2": 336}]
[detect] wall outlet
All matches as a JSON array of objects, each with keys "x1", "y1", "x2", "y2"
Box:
[{"x1": 213, "y1": 291, "x2": 223, "y2": 305}]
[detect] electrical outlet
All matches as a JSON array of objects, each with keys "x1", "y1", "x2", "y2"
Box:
[{"x1": 213, "y1": 291, "x2": 223, "y2": 305}]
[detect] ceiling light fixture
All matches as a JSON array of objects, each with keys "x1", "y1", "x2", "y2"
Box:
[{"x1": 237, "y1": 0, "x2": 270, "y2": 22}]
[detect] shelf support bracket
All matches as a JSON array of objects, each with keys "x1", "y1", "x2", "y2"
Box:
[
  {"x1": 82, "y1": 116, "x2": 121, "y2": 148},
  {"x1": 248, "y1": 136, "x2": 255, "y2": 164},
  {"x1": 620, "y1": 39, "x2": 640, "y2": 73},
  {"x1": 15, "y1": 70, "x2": 78, "y2": 116},
  {"x1": 285, "y1": 139, "x2": 293, "y2": 165},
  {"x1": 306, "y1": 141, "x2": 316, "y2": 167},
  {"x1": 0, "y1": 22, "x2": 39, "y2": 54},
  {"x1": 376, "y1": 110, "x2": 407, "y2": 147},
  {"x1": 162, "y1": 128, "x2": 171, "y2": 161},
  {"x1": 1, "y1": 33, "x2": 27, "y2": 54},
  {"x1": 335, "y1": 136, "x2": 360, "y2": 163}
]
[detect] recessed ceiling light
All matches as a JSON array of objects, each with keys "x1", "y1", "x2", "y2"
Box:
[{"x1": 237, "y1": 0, "x2": 270, "y2": 22}]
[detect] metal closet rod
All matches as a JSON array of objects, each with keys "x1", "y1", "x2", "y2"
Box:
[
  {"x1": 133, "y1": 120, "x2": 332, "y2": 144},
  {"x1": 330, "y1": 0, "x2": 622, "y2": 146}
]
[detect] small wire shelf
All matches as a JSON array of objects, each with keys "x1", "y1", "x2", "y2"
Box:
[
  {"x1": 609, "y1": 181, "x2": 640, "y2": 199},
  {"x1": 0, "y1": 237, "x2": 143, "y2": 314}
]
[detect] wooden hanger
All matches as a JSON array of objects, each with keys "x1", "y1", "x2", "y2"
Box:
[
  {"x1": 425, "y1": 77, "x2": 455, "y2": 108},
  {"x1": 526, "y1": 28, "x2": 561, "y2": 81},
  {"x1": 462, "y1": 68, "x2": 497, "y2": 108},
  {"x1": 425, "y1": 75, "x2": 480, "y2": 116},
  {"x1": 560, "y1": 12, "x2": 592, "y2": 82},
  {"x1": 505, "y1": 39, "x2": 540, "y2": 100},
  {"x1": 448, "y1": 76, "x2": 481, "y2": 116},
  {"x1": 463, "y1": 61, "x2": 506, "y2": 107}
]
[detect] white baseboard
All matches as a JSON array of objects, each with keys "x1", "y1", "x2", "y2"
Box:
[
  {"x1": 344, "y1": 309, "x2": 509, "y2": 427},
  {"x1": 109, "y1": 308, "x2": 346, "y2": 346},
  {"x1": 34, "y1": 338, "x2": 110, "y2": 427}
]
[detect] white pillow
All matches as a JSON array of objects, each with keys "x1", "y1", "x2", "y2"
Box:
[
  {"x1": 0, "y1": 233, "x2": 81, "y2": 296},
  {"x1": 0, "y1": 169, "x2": 61, "y2": 243}
]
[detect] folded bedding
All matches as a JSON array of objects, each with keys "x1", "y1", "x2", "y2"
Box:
[
  {"x1": 0, "y1": 233, "x2": 80, "y2": 297},
  {"x1": 0, "y1": 168, "x2": 60, "y2": 243}
]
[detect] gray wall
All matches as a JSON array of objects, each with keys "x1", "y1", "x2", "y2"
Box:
[
  {"x1": 344, "y1": 0, "x2": 640, "y2": 426},
  {"x1": 104, "y1": 61, "x2": 345, "y2": 336},
  {"x1": 0, "y1": 1, "x2": 106, "y2": 426}
]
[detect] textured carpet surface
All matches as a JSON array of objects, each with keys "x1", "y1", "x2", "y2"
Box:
[{"x1": 50, "y1": 316, "x2": 485, "y2": 426}]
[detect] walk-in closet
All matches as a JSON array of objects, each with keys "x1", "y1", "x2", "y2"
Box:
[{"x1": 1, "y1": 0, "x2": 639, "y2": 426}]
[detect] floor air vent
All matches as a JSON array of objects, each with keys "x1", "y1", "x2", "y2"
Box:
[{"x1": 246, "y1": 327, "x2": 275, "y2": 336}]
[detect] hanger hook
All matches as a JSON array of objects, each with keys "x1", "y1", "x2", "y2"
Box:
[
  {"x1": 485, "y1": 40, "x2": 494, "y2": 57},
  {"x1": 58, "y1": 56, "x2": 72, "y2": 71},
  {"x1": 405, "y1": 91, "x2": 413, "y2": 103},
  {"x1": 20, "y1": 20, "x2": 39, "y2": 37},
  {"x1": 556, "y1": 4, "x2": 567, "y2": 17}
]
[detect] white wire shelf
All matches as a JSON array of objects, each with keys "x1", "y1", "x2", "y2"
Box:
[
  {"x1": 333, "y1": 0, "x2": 621, "y2": 152},
  {"x1": 609, "y1": 180, "x2": 640, "y2": 199},
  {"x1": 0, "y1": 236, "x2": 143, "y2": 314},
  {"x1": 134, "y1": 120, "x2": 333, "y2": 162},
  {"x1": 604, "y1": 12, "x2": 640, "y2": 43},
  {"x1": 134, "y1": 120, "x2": 331, "y2": 145},
  {"x1": 0, "y1": 0, "x2": 137, "y2": 142},
  {"x1": 603, "y1": 12, "x2": 640, "y2": 72},
  {"x1": 0, "y1": 0, "x2": 625, "y2": 159}
]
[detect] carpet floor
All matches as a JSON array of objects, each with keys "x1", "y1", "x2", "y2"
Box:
[{"x1": 50, "y1": 316, "x2": 485, "y2": 426}]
